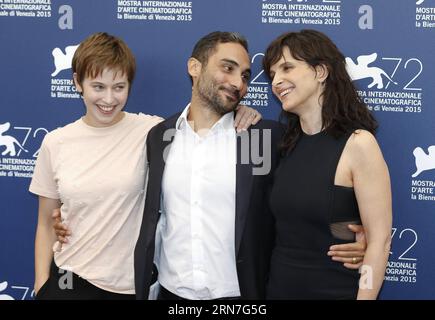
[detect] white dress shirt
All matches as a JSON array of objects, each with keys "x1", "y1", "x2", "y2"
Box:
[{"x1": 157, "y1": 104, "x2": 240, "y2": 299}]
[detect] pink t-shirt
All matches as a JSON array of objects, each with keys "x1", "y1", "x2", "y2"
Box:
[{"x1": 30, "y1": 112, "x2": 162, "y2": 294}]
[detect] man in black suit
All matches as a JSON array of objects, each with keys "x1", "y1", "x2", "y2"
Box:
[
  {"x1": 134, "y1": 31, "x2": 281, "y2": 300},
  {"x1": 134, "y1": 31, "x2": 365, "y2": 300}
]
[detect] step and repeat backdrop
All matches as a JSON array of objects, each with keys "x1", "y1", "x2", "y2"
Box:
[{"x1": 0, "y1": 0, "x2": 434, "y2": 300}]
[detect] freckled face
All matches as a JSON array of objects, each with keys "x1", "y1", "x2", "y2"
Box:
[{"x1": 75, "y1": 68, "x2": 129, "y2": 127}]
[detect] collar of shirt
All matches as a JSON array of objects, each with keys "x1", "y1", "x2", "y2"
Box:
[{"x1": 176, "y1": 103, "x2": 235, "y2": 136}]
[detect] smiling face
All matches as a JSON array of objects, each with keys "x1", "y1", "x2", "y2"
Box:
[
  {"x1": 74, "y1": 68, "x2": 129, "y2": 127},
  {"x1": 192, "y1": 42, "x2": 251, "y2": 115},
  {"x1": 269, "y1": 47, "x2": 327, "y2": 115}
]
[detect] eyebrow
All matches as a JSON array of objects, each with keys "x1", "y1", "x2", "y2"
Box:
[
  {"x1": 271, "y1": 61, "x2": 291, "y2": 73},
  {"x1": 221, "y1": 58, "x2": 251, "y2": 77},
  {"x1": 89, "y1": 81, "x2": 127, "y2": 85},
  {"x1": 278, "y1": 61, "x2": 292, "y2": 68}
]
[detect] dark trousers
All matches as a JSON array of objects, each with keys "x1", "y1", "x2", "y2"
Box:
[
  {"x1": 158, "y1": 286, "x2": 240, "y2": 300},
  {"x1": 35, "y1": 261, "x2": 135, "y2": 300}
]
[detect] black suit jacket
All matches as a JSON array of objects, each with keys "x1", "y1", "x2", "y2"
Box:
[{"x1": 134, "y1": 113, "x2": 284, "y2": 299}]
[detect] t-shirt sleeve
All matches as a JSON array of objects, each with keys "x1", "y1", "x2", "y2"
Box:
[
  {"x1": 29, "y1": 133, "x2": 60, "y2": 199},
  {"x1": 138, "y1": 112, "x2": 164, "y2": 127}
]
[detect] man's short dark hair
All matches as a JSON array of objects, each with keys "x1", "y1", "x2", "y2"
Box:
[{"x1": 191, "y1": 31, "x2": 249, "y2": 67}]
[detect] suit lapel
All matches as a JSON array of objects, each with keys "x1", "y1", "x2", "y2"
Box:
[
  {"x1": 146, "y1": 114, "x2": 180, "y2": 243},
  {"x1": 235, "y1": 130, "x2": 255, "y2": 256},
  {"x1": 153, "y1": 117, "x2": 178, "y2": 185}
]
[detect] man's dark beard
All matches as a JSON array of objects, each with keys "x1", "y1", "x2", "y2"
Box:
[
  {"x1": 207, "y1": 88, "x2": 240, "y2": 115},
  {"x1": 198, "y1": 77, "x2": 240, "y2": 116}
]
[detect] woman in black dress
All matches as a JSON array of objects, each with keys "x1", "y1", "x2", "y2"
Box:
[{"x1": 263, "y1": 30, "x2": 392, "y2": 299}]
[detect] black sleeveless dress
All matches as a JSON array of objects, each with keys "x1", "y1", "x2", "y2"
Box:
[{"x1": 267, "y1": 130, "x2": 361, "y2": 300}]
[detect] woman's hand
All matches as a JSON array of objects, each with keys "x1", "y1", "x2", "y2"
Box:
[{"x1": 234, "y1": 105, "x2": 262, "y2": 132}]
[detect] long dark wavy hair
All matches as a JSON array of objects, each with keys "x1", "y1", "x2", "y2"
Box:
[{"x1": 262, "y1": 29, "x2": 377, "y2": 153}]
